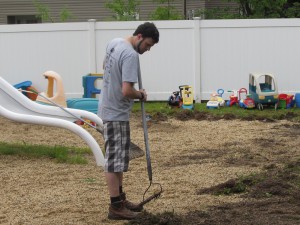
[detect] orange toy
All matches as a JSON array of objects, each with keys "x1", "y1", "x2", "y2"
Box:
[
  {"x1": 36, "y1": 71, "x2": 67, "y2": 107},
  {"x1": 26, "y1": 86, "x2": 39, "y2": 101}
]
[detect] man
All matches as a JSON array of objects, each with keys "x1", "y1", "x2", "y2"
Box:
[{"x1": 98, "y1": 22, "x2": 159, "y2": 220}]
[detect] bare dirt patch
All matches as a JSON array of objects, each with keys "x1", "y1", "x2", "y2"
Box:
[{"x1": 0, "y1": 114, "x2": 299, "y2": 225}]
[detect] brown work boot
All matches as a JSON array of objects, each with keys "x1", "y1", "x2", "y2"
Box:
[
  {"x1": 108, "y1": 201, "x2": 140, "y2": 220},
  {"x1": 120, "y1": 192, "x2": 143, "y2": 212}
]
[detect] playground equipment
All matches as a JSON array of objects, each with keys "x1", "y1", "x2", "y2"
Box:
[
  {"x1": 36, "y1": 71, "x2": 67, "y2": 107},
  {"x1": 249, "y1": 73, "x2": 279, "y2": 110},
  {"x1": 167, "y1": 85, "x2": 194, "y2": 110},
  {"x1": 295, "y1": 93, "x2": 300, "y2": 108},
  {"x1": 67, "y1": 98, "x2": 99, "y2": 114},
  {"x1": 179, "y1": 85, "x2": 194, "y2": 110},
  {"x1": 36, "y1": 71, "x2": 99, "y2": 113},
  {"x1": 226, "y1": 90, "x2": 239, "y2": 107},
  {"x1": 206, "y1": 93, "x2": 219, "y2": 109},
  {"x1": 278, "y1": 93, "x2": 295, "y2": 109},
  {"x1": 238, "y1": 88, "x2": 255, "y2": 109},
  {"x1": 216, "y1": 88, "x2": 225, "y2": 106},
  {"x1": 14, "y1": 80, "x2": 38, "y2": 101},
  {"x1": 206, "y1": 89, "x2": 225, "y2": 109},
  {"x1": 168, "y1": 91, "x2": 182, "y2": 108},
  {"x1": 0, "y1": 76, "x2": 105, "y2": 167},
  {"x1": 82, "y1": 73, "x2": 103, "y2": 98}
]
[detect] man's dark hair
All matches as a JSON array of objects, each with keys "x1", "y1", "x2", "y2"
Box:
[{"x1": 133, "y1": 22, "x2": 159, "y2": 43}]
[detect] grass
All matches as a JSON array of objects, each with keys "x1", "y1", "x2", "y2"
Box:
[
  {"x1": 1, "y1": 101, "x2": 299, "y2": 164},
  {"x1": 0, "y1": 142, "x2": 91, "y2": 164},
  {"x1": 132, "y1": 101, "x2": 300, "y2": 122},
  {"x1": 215, "y1": 173, "x2": 263, "y2": 195},
  {"x1": 197, "y1": 158, "x2": 300, "y2": 197},
  {"x1": 132, "y1": 101, "x2": 176, "y2": 115},
  {"x1": 284, "y1": 160, "x2": 300, "y2": 187}
]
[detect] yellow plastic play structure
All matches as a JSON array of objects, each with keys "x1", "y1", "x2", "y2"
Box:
[
  {"x1": 36, "y1": 71, "x2": 67, "y2": 107},
  {"x1": 179, "y1": 85, "x2": 194, "y2": 109}
]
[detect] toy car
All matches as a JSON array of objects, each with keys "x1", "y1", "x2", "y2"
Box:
[
  {"x1": 249, "y1": 73, "x2": 279, "y2": 110},
  {"x1": 207, "y1": 89, "x2": 225, "y2": 109}
]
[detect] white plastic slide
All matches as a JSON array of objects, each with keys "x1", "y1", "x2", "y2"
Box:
[{"x1": 0, "y1": 76, "x2": 104, "y2": 167}]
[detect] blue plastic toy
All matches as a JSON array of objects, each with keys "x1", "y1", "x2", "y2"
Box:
[{"x1": 82, "y1": 74, "x2": 103, "y2": 98}]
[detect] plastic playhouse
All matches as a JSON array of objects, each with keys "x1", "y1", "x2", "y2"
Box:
[
  {"x1": 249, "y1": 73, "x2": 279, "y2": 110},
  {"x1": 82, "y1": 73, "x2": 103, "y2": 98}
]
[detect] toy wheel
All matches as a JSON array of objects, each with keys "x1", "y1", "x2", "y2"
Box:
[
  {"x1": 274, "y1": 102, "x2": 278, "y2": 111},
  {"x1": 257, "y1": 103, "x2": 263, "y2": 111}
]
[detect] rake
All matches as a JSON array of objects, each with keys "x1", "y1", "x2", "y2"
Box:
[{"x1": 137, "y1": 72, "x2": 163, "y2": 208}]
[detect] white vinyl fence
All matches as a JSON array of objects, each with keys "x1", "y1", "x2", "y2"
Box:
[{"x1": 0, "y1": 19, "x2": 299, "y2": 101}]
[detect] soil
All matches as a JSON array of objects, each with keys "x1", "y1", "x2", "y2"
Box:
[{"x1": 0, "y1": 111, "x2": 299, "y2": 225}]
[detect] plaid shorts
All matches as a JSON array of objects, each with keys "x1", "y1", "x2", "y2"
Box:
[{"x1": 103, "y1": 121, "x2": 130, "y2": 172}]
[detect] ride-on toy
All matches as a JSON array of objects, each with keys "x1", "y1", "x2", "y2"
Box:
[
  {"x1": 179, "y1": 85, "x2": 194, "y2": 110},
  {"x1": 206, "y1": 89, "x2": 225, "y2": 109},
  {"x1": 226, "y1": 90, "x2": 239, "y2": 107},
  {"x1": 238, "y1": 88, "x2": 255, "y2": 109},
  {"x1": 278, "y1": 93, "x2": 295, "y2": 109},
  {"x1": 168, "y1": 91, "x2": 182, "y2": 108},
  {"x1": 249, "y1": 73, "x2": 279, "y2": 110}
]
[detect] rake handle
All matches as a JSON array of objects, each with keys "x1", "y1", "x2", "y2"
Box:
[{"x1": 137, "y1": 72, "x2": 153, "y2": 182}]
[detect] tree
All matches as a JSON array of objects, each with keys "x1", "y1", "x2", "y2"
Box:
[
  {"x1": 33, "y1": 0, "x2": 73, "y2": 22},
  {"x1": 283, "y1": 0, "x2": 300, "y2": 18},
  {"x1": 150, "y1": 0, "x2": 183, "y2": 20},
  {"x1": 59, "y1": 6, "x2": 74, "y2": 22},
  {"x1": 105, "y1": 0, "x2": 140, "y2": 21},
  {"x1": 237, "y1": 0, "x2": 287, "y2": 18},
  {"x1": 197, "y1": 0, "x2": 300, "y2": 19},
  {"x1": 33, "y1": 0, "x2": 53, "y2": 22}
]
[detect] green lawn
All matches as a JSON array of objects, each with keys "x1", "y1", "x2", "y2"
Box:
[
  {"x1": 0, "y1": 142, "x2": 91, "y2": 164},
  {"x1": 132, "y1": 101, "x2": 300, "y2": 122}
]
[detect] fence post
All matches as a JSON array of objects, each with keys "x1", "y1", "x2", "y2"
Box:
[
  {"x1": 193, "y1": 17, "x2": 201, "y2": 102},
  {"x1": 88, "y1": 19, "x2": 97, "y2": 73}
]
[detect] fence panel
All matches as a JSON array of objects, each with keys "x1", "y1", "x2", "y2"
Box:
[{"x1": 0, "y1": 19, "x2": 299, "y2": 101}]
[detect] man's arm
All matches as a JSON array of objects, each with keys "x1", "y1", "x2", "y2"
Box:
[{"x1": 122, "y1": 82, "x2": 147, "y2": 101}]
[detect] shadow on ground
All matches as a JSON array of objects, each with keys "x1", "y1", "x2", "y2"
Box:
[{"x1": 126, "y1": 160, "x2": 300, "y2": 225}]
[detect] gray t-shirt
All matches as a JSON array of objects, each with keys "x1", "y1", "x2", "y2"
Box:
[{"x1": 98, "y1": 38, "x2": 140, "y2": 122}]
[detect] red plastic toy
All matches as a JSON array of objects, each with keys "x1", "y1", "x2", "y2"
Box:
[
  {"x1": 226, "y1": 90, "x2": 239, "y2": 106},
  {"x1": 238, "y1": 88, "x2": 255, "y2": 109}
]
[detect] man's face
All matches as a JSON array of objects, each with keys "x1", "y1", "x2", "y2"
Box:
[{"x1": 135, "y1": 34, "x2": 155, "y2": 54}]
